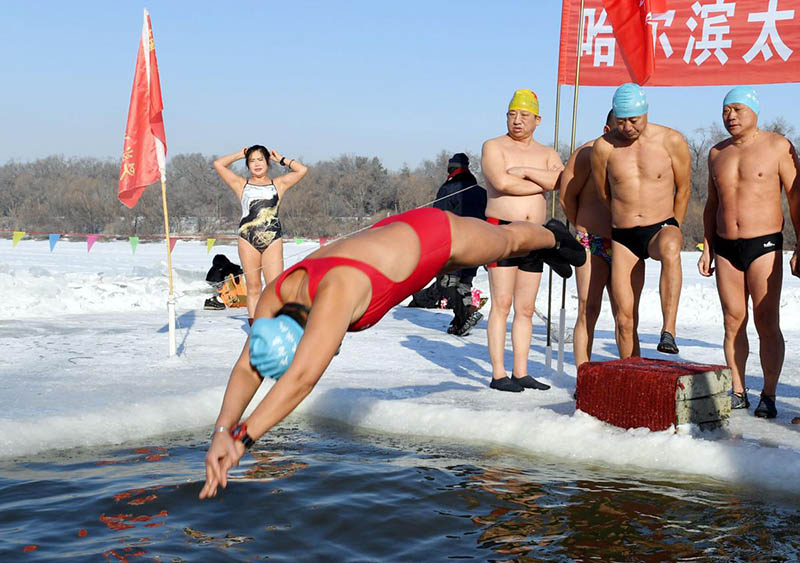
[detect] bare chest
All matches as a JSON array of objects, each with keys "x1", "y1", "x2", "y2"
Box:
[
  {"x1": 607, "y1": 143, "x2": 672, "y2": 185},
  {"x1": 501, "y1": 143, "x2": 549, "y2": 168},
  {"x1": 712, "y1": 147, "x2": 779, "y2": 189}
]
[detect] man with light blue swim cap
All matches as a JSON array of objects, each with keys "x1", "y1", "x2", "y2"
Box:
[
  {"x1": 612, "y1": 82, "x2": 649, "y2": 118},
  {"x1": 591, "y1": 82, "x2": 691, "y2": 360},
  {"x1": 722, "y1": 85, "x2": 759, "y2": 115},
  {"x1": 699, "y1": 85, "x2": 800, "y2": 420}
]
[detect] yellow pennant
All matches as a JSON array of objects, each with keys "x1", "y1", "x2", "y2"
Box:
[
  {"x1": 12, "y1": 231, "x2": 25, "y2": 248},
  {"x1": 207, "y1": 238, "x2": 216, "y2": 253}
]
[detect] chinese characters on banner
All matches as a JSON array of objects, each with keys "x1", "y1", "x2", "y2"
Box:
[{"x1": 558, "y1": 0, "x2": 800, "y2": 86}]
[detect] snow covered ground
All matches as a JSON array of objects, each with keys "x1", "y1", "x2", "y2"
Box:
[{"x1": 3, "y1": 237, "x2": 800, "y2": 493}]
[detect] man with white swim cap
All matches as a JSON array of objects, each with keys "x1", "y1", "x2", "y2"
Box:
[
  {"x1": 481, "y1": 89, "x2": 564, "y2": 392},
  {"x1": 591, "y1": 83, "x2": 691, "y2": 359},
  {"x1": 699, "y1": 86, "x2": 800, "y2": 419}
]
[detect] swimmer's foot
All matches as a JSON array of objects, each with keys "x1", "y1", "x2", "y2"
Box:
[
  {"x1": 542, "y1": 219, "x2": 586, "y2": 268},
  {"x1": 754, "y1": 393, "x2": 777, "y2": 419},
  {"x1": 657, "y1": 331, "x2": 679, "y2": 354},
  {"x1": 512, "y1": 374, "x2": 551, "y2": 390},
  {"x1": 490, "y1": 376, "x2": 524, "y2": 392},
  {"x1": 731, "y1": 391, "x2": 750, "y2": 410},
  {"x1": 545, "y1": 258, "x2": 573, "y2": 279}
]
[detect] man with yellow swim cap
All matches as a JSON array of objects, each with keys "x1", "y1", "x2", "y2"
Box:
[
  {"x1": 698, "y1": 86, "x2": 800, "y2": 420},
  {"x1": 591, "y1": 83, "x2": 691, "y2": 360},
  {"x1": 481, "y1": 89, "x2": 564, "y2": 392},
  {"x1": 508, "y1": 88, "x2": 540, "y2": 115}
]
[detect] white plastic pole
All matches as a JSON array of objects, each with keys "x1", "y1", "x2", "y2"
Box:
[
  {"x1": 167, "y1": 294, "x2": 176, "y2": 356},
  {"x1": 557, "y1": 307, "x2": 566, "y2": 374}
]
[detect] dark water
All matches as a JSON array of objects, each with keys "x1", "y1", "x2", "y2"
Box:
[{"x1": 2, "y1": 417, "x2": 800, "y2": 562}]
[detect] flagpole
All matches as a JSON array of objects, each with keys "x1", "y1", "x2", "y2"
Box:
[
  {"x1": 546, "y1": 82, "x2": 562, "y2": 371},
  {"x1": 556, "y1": 0, "x2": 586, "y2": 376},
  {"x1": 160, "y1": 176, "x2": 177, "y2": 356}
]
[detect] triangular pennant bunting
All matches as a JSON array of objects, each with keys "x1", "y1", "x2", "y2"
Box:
[
  {"x1": 129, "y1": 236, "x2": 139, "y2": 254},
  {"x1": 169, "y1": 237, "x2": 178, "y2": 253},
  {"x1": 87, "y1": 235, "x2": 100, "y2": 252},
  {"x1": 207, "y1": 238, "x2": 216, "y2": 253},
  {"x1": 294, "y1": 237, "x2": 304, "y2": 244},
  {"x1": 49, "y1": 234, "x2": 61, "y2": 252},
  {"x1": 319, "y1": 237, "x2": 329, "y2": 246},
  {"x1": 12, "y1": 231, "x2": 26, "y2": 248}
]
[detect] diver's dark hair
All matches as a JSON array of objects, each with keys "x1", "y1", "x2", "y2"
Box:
[
  {"x1": 276, "y1": 302, "x2": 310, "y2": 329},
  {"x1": 606, "y1": 110, "x2": 616, "y2": 128},
  {"x1": 245, "y1": 145, "x2": 269, "y2": 169}
]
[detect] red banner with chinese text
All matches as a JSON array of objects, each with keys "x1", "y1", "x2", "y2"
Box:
[
  {"x1": 558, "y1": 0, "x2": 800, "y2": 86},
  {"x1": 118, "y1": 10, "x2": 167, "y2": 209}
]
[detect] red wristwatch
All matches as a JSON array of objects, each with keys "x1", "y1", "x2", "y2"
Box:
[{"x1": 230, "y1": 423, "x2": 255, "y2": 449}]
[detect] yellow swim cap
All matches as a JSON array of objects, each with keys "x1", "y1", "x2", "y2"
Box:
[{"x1": 508, "y1": 89, "x2": 539, "y2": 115}]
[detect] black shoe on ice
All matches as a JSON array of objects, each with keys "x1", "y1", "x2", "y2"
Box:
[{"x1": 490, "y1": 377, "x2": 525, "y2": 393}]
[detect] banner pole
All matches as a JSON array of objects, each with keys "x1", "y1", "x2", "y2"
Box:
[
  {"x1": 546, "y1": 82, "x2": 562, "y2": 371},
  {"x1": 558, "y1": 0, "x2": 586, "y2": 376},
  {"x1": 160, "y1": 178, "x2": 177, "y2": 356}
]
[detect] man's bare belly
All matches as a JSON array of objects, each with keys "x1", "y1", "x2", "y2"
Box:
[{"x1": 485, "y1": 191, "x2": 546, "y2": 223}]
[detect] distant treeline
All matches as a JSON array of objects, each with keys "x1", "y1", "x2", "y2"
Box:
[{"x1": 1, "y1": 118, "x2": 797, "y2": 248}]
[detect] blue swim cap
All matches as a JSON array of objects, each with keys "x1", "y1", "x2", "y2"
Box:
[
  {"x1": 612, "y1": 83, "x2": 649, "y2": 118},
  {"x1": 249, "y1": 315, "x2": 304, "y2": 380},
  {"x1": 723, "y1": 86, "x2": 760, "y2": 115}
]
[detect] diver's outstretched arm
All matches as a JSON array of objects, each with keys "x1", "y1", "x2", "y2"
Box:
[{"x1": 200, "y1": 281, "x2": 358, "y2": 499}]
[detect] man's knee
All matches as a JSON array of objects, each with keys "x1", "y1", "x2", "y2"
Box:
[
  {"x1": 490, "y1": 294, "x2": 513, "y2": 316},
  {"x1": 615, "y1": 309, "x2": 636, "y2": 333},
  {"x1": 752, "y1": 308, "x2": 780, "y2": 336},
  {"x1": 723, "y1": 310, "x2": 748, "y2": 333},
  {"x1": 514, "y1": 300, "x2": 535, "y2": 319},
  {"x1": 584, "y1": 299, "x2": 602, "y2": 323},
  {"x1": 651, "y1": 227, "x2": 681, "y2": 258},
  {"x1": 660, "y1": 238, "x2": 682, "y2": 261}
]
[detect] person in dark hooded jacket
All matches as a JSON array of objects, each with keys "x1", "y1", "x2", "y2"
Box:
[{"x1": 431, "y1": 153, "x2": 488, "y2": 335}]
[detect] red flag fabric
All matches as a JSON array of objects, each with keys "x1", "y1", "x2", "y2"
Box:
[
  {"x1": 118, "y1": 10, "x2": 167, "y2": 209},
  {"x1": 558, "y1": 0, "x2": 800, "y2": 87},
  {"x1": 600, "y1": 0, "x2": 662, "y2": 84}
]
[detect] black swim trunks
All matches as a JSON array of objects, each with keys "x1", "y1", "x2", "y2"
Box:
[
  {"x1": 714, "y1": 232, "x2": 783, "y2": 271},
  {"x1": 612, "y1": 217, "x2": 680, "y2": 259},
  {"x1": 486, "y1": 217, "x2": 544, "y2": 273}
]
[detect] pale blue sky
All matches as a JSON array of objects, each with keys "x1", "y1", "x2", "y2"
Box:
[{"x1": 4, "y1": 1, "x2": 799, "y2": 169}]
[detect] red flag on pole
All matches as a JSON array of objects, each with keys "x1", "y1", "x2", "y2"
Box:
[
  {"x1": 601, "y1": 0, "x2": 666, "y2": 84},
  {"x1": 118, "y1": 9, "x2": 167, "y2": 209}
]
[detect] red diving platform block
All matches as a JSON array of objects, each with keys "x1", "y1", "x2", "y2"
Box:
[{"x1": 576, "y1": 357, "x2": 732, "y2": 431}]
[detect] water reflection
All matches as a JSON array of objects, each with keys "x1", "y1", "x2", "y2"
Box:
[{"x1": 457, "y1": 464, "x2": 800, "y2": 560}]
